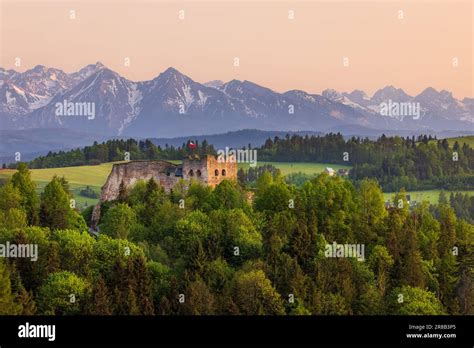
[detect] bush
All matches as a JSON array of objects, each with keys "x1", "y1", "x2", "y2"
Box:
[{"x1": 79, "y1": 186, "x2": 99, "y2": 199}]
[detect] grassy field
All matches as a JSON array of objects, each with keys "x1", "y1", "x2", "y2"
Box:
[
  {"x1": 1, "y1": 160, "x2": 473, "y2": 207},
  {"x1": 0, "y1": 162, "x2": 116, "y2": 208},
  {"x1": 238, "y1": 161, "x2": 351, "y2": 176},
  {"x1": 428, "y1": 135, "x2": 474, "y2": 147},
  {"x1": 445, "y1": 136, "x2": 474, "y2": 147},
  {"x1": 33, "y1": 182, "x2": 103, "y2": 209},
  {"x1": 383, "y1": 189, "x2": 474, "y2": 205}
]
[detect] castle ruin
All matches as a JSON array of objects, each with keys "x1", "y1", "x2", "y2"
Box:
[{"x1": 90, "y1": 155, "x2": 237, "y2": 228}]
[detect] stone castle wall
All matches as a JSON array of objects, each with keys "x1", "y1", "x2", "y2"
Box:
[{"x1": 100, "y1": 160, "x2": 179, "y2": 201}]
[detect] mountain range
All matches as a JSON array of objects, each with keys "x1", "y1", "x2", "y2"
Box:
[{"x1": 1, "y1": 62, "x2": 472, "y2": 138}]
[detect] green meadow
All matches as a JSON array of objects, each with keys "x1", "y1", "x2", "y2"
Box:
[
  {"x1": 238, "y1": 161, "x2": 351, "y2": 176},
  {"x1": 383, "y1": 189, "x2": 474, "y2": 205},
  {"x1": 444, "y1": 135, "x2": 474, "y2": 147},
  {"x1": 0, "y1": 162, "x2": 116, "y2": 208},
  {"x1": 428, "y1": 135, "x2": 474, "y2": 147}
]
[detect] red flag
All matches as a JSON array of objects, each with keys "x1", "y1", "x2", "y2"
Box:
[{"x1": 188, "y1": 141, "x2": 196, "y2": 149}]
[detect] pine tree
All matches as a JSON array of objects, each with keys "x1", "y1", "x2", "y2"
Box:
[
  {"x1": 456, "y1": 268, "x2": 474, "y2": 314},
  {"x1": 47, "y1": 241, "x2": 61, "y2": 274},
  {"x1": 6, "y1": 264, "x2": 37, "y2": 314},
  {"x1": 0, "y1": 261, "x2": 19, "y2": 315},
  {"x1": 111, "y1": 259, "x2": 143, "y2": 315},
  {"x1": 17, "y1": 286, "x2": 37, "y2": 315},
  {"x1": 438, "y1": 191, "x2": 448, "y2": 205},
  {"x1": 0, "y1": 181, "x2": 22, "y2": 211},
  {"x1": 400, "y1": 227, "x2": 425, "y2": 288},
  {"x1": 12, "y1": 230, "x2": 35, "y2": 291},
  {"x1": 113, "y1": 287, "x2": 126, "y2": 315},
  {"x1": 368, "y1": 245, "x2": 394, "y2": 296},
  {"x1": 40, "y1": 176, "x2": 75, "y2": 230},
  {"x1": 158, "y1": 296, "x2": 171, "y2": 315},
  {"x1": 182, "y1": 278, "x2": 215, "y2": 315},
  {"x1": 11, "y1": 162, "x2": 40, "y2": 225},
  {"x1": 133, "y1": 257, "x2": 155, "y2": 315},
  {"x1": 290, "y1": 211, "x2": 316, "y2": 273},
  {"x1": 90, "y1": 277, "x2": 112, "y2": 315},
  {"x1": 125, "y1": 284, "x2": 140, "y2": 315},
  {"x1": 437, "y1": 205, "x2": 460, "y2": 313}
]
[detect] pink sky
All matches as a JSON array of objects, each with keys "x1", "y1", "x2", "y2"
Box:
[{"x1": 1, "y1": 0, "x2": 472, "y2": 98}]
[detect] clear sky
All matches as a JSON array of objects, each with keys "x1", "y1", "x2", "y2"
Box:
[{"x1": 1, "y1": 0, "x2": 472, "y2": 98}]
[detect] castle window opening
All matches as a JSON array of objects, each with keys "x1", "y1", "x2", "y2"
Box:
[
  {"x1": 222, "y1": 169, "x2": 226, "y2": 176},
  {"x1": 189, "y1": 169, "x2": 194, "y2": 177},
  {"x1": 196, "y1": 170, "x2": 202, "y2": 177},
  {"x1": 214, "y1": 169, "x2": 219, "y2": 176}
]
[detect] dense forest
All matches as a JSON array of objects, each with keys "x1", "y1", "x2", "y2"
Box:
[
  {"x1": 10, "y1": 139, "x2": 217, "y2": 169},
  {"x1": 258, "y1": 134, "x2": 474, "y2": 191},
  {"x1": 0, "y1": 163, "x2": 472, "y2": 315},
  {"x1": 6, "y1": 134, "x2": 473, "y2": 192},
  {"x1": 447, "y1": 192, "x2": 474, "y2": 225}
]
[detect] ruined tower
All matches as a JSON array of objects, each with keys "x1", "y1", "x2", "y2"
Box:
[{"x1": 182, "y1": 154, "x2": 237, "y2": 188}]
